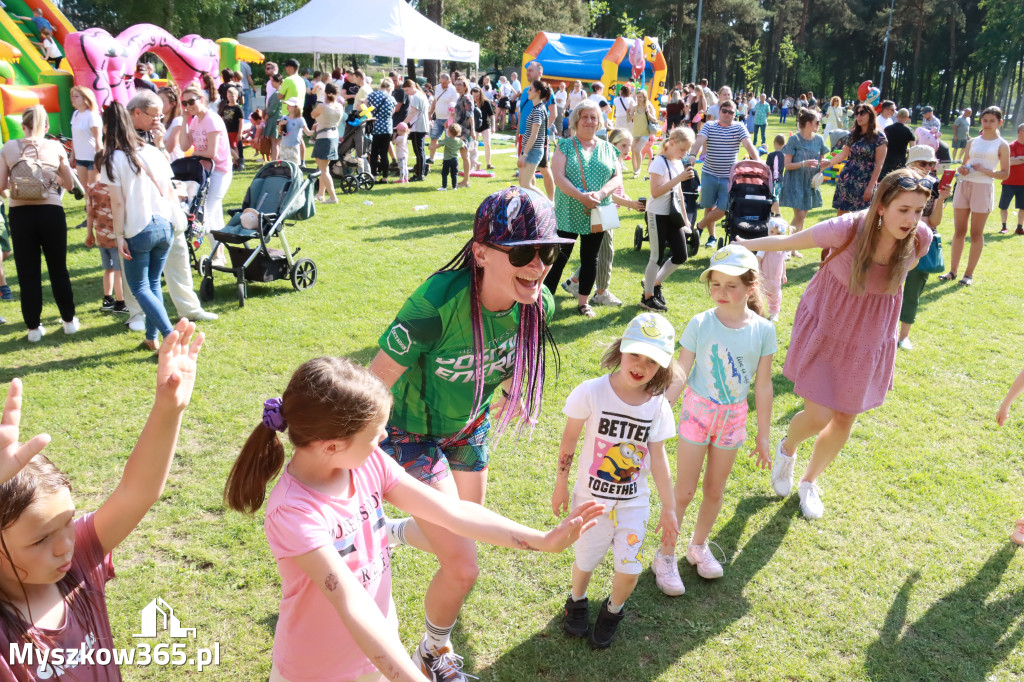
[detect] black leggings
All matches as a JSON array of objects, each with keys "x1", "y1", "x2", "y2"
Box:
[
  {"x1": 409, "y1": 131, "x2": 426, "y2": 178},
  {"x1": 543, "y1": 229, "x2": 605, "y2": 298},
  {"x1": 370, "y1": 134, "x2": 391, "y2": 178},
  {"x1": 10, "y1": 204, "x2": 76, "y2": 329},
  {"x1": 651, "y1": 213, "x2": 689, "y2": 265}
]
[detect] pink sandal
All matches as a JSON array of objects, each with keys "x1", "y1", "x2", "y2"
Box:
[{"x1": 1011, "y1": 519, "x2": 1024, "y2": 546}]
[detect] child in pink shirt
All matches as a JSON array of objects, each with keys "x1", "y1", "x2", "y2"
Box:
[
  {"x1": 757, "y1": 217, "x2": 789, "y2": 322},
  {"x1": 0, "y1": 320, "x2": 205, "y2": 681},
  {"x1": 225, "y1": 358, "x2": 602, "y2": 682}
]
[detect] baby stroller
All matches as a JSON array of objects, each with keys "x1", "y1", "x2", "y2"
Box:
[
  {"x1": 170, "y1": 157, "x2": 213, "y2": 273},
  {"x1": 722, "y1": 160, "x2": 774, "y2": 243},
  {"x1": 198, "y1": 161, "x2": 319, "y2": 307},
  {"x1": 329, "y1": 115, "x2": 375, "y2": 194}
]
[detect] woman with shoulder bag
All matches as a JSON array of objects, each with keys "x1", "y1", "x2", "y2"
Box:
[
  {"x1": 0, "y1": 104, "x2": 79, "y2": 342},
  {"x1": 641, "y1": 126, "x2": 696, "y2": 311},
  {"x1": 542, "y1": 100, "x2": 622, "y2": 318},
  {"x1": 99, "y1": 103, "x2": 177, "y2": 351}
]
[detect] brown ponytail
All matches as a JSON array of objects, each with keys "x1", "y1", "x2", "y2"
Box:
[
  {"x1": 742, "y1": 269, "x2": 767, "y2": 317},
  {"x1": 224, "y1": 357, "x2": 393, "y2": 514}
]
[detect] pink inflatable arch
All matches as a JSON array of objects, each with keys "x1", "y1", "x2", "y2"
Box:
[{"x1": 65, "y1": 24, "x2": 221, "y2": 108}]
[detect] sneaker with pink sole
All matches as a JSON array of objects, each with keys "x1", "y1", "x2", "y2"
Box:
[
  {"x1": 686, "y1": 542, "x2": 724, "y2": 579},
  {"x1": 651, "y1": 550, "x2": 685, "y2": 596}
]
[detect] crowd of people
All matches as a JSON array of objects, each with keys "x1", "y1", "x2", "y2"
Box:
[{"x1": 1, "y1": 45, "x2": 1024, "y2": 682}]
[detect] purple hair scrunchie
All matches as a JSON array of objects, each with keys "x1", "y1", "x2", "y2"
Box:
[{"x1": 262, "y1": 397, "x2": 287, "y2": 432}]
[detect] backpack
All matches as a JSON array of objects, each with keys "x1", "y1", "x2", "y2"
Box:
[{"x1": 9, "y1": 139, "x2": 58, "y2": 200}]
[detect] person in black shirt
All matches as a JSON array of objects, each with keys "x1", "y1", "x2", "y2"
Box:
[
  {"x1": 879, "y1": 108, "x2": 915, "y2": 178},
  {"x1": 219, "y1": 88, "x2": 245, "y2": 170}
]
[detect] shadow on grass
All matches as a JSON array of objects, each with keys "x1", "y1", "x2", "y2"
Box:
[
  {"x1": 864, "y1": 544, "x2": 1024, "y2": 682},
  {"x1": 359, "y1": 213, "x2": 471, "y2": 242},
  {"x1": 0, "y1": 335, "x2": 153, "y2": 382},
  {"x1": 476, "y1": 495, "x2": 796, "y2": 681}
]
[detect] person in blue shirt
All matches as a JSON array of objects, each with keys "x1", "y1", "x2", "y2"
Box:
[{"x1": 518, "y1": 61, "x2": 557, "y2": 199}]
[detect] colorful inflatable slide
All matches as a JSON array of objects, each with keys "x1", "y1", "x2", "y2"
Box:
[{"x1": 520, "y1": 32, "x2": 667, "y2": 113}]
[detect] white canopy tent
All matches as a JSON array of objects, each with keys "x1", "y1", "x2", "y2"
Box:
[{"x1": 238, "y1": 0, "x2": 479, "y2": 64}]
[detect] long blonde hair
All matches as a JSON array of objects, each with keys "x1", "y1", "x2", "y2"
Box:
[
  {"x1": 70, "y1": 86, "x2": 98, "y2": 112},
  {"x1": 848, "y1": 168, "x2": 932, "y2": 295},
  {"x1": 21, "y1": 104, "x2": 48, "y2": 137},
  {"x1": 635, "y1": 89, "x2": 656, "y2": 121}
]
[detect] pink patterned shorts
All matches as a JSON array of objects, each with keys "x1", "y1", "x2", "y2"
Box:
[{"x1": 677, "y1": 388, "x2": 748, "y2": 450}]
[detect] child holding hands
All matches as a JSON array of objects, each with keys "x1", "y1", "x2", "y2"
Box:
[
  {"x1": 652, "y1": 245, "x2": 775, "y2": 592},
  {"x1": 553, "y1": 313, "x2": 679, "y2": 648},
  {"x1": 996, "y1": 364, "x2": 1024, "y2": 546}
]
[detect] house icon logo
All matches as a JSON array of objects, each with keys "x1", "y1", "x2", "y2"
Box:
[{"x1": 133, "y1": 597, "x2": 197, "y2": 638}]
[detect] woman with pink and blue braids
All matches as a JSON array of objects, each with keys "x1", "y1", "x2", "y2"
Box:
[{"x1": 369, "y1": 186, "x2": 572, "y2": 681}]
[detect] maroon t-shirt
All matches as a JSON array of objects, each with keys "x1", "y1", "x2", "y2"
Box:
[{"x1": 1, "y1": 513, "x2": 119, "y2": 681}]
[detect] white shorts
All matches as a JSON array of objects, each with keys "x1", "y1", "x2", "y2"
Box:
[
  {"x1": 572, "y1": 497, "x2": 649, "y2": 576},
  {"x1": 280, "y1": 145, "x2": 302, "y2": 165}
]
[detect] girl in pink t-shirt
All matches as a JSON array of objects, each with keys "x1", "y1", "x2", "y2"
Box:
[
  {"x1": 180, "y1": 85, "x2": 232, "y2": 264},
  {"x1": 740, "y1": 169, "x2": 933, "y2": 521},
  {"x1": 996, "y1": 364, "x2": 1024, "y2": 545},
  {"x1": 224, "y1": 357, "x2": 602, "y2": 682},
  {"x1": 0, "y1": 320, "x2": 204, "y2": 681}
]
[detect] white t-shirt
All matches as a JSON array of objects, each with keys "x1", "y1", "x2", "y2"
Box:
[
  {"x1": 312, "y1": 81, "x2": 325, "y2": 103},
  {"x1": 431, "y1": 84, "x2": 459, "y2": 121},
  {"x1": 165, "y1": 116, "x2": 184, "y2": 162},
  {"x1": 588, "y1": 93, "x2": 607, "y2": 106},
  {"x1": 646, "y1": 155, "x2": 686, "y2": 215},
  {"x1": 99, "y1": 145, "x2": 173, "y2": 239},
  {"x1": 567, "y1": 89, "x2": 587, "y2": 111},
  {"x1": 510, "y1": 78, "x2": 522, "y2": 94},
  {"x1": 563, "y1": 375, "x2": 675, "y2": 509},
  {"x1": 70, "y1": 109, "x2": 102, "y2": 161},
  {"x1": 41, "y1": 36, "x2": 61, "y2": 59},
  {"x1": 612, "y1": 96, "x2": 636, "y2": 129},
  {"x1": 553, "y1": 90, "x2": 567, "y2": 110},
  {"x1": 876, "y1": 115, "x2": 894, "y2": 130}
]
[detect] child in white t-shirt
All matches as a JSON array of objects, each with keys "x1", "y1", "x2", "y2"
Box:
[
  {"x1": 394, "y1": 122, "x2": 409, "y2": 183},
  {"x1": 553, "y1": 312, "x2": 679, "y2": 648}
]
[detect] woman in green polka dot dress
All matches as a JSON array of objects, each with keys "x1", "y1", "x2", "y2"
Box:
[{"x1": 542, "y1": 99, "x2": 622, "y2": 318}]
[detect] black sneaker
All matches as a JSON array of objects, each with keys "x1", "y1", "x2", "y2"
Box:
[
  {"x1": 112, "y1": 301, "x2": 129, "y2": 315},
  {"x1": 1016, "y1": 226, "x2": 1024, "y2": 236},
  {"x1": 562, "y1": 596, "x2": 589, "y2": 638},
  {"x1": 639, "y1": 293, "x2": 667, "y2": 312},
  {"x1": 653, "y1": 284, "x2": 666, "y2": 306},
  {"x1": 101, "y1": 295, "x2": 115, "y2": 311},
  {"x1": 589, "y1": 598, "x2": 625, "y2": 649},
  {"x1": 412, "y1": 644, "x2": 476, "y2": 681}
]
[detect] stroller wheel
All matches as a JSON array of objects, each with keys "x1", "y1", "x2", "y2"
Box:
[
  {"x1": 291, "y1": 258, "x2": 318, "y2": 291},
  {"x1": 358, "y1": 173, "x2": 375, "y2": 190},
  {"x1": 199, "y1": 277, "x2": 214, "y2": 302},
  {"x1": 236, "y1": 281, "x2": 247, "y2": 308},
  {"x1": 198, "y1": 255, "x2": 212, "y2": 278},
  {"x1": 634, "y1": 225, "x2": 644, "y2": 251},
  {"x1": 341, "y1": 176, "x2": 358, "y2": 194}
]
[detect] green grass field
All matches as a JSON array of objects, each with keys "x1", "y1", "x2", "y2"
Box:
[{"x1": 2, "y1": 117, "x2": 1022, "y2": 681}]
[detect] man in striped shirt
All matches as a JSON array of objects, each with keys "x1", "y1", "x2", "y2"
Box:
[{"x1": 689, "y1": 99, "x2": 760, "y2": 247}]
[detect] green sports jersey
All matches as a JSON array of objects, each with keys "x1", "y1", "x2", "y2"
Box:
[{"x1": 379, "y1": 269, "x2": 555, "y2": 437}]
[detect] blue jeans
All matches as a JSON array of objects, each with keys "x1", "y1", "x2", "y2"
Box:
[
  {"x1": 754, "y1": 123, "x2": 767, "y2": 146},
  {"x1": 122, "y1": 216, "x2": 173, "y2": 341},
  {"x1": 243, "y1": 88, "x2": 254, "y2": 119}
]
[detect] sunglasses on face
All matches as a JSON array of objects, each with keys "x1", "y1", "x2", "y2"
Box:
[
  {"x1": 182, "y1": 98, "x2": 198, "y2": 107},
  {"x1": 720, "y1": 109, "x2": 735, "y2": 114},
  {"x1": 855, "y1": 110, "x2": 870, "y2": 116},
  {"x1": 485, "y1": 242, "x2": 560, "y2": 267},
  {"x1": 896, "y1": 175, "x2": 935, "y2": 190}
]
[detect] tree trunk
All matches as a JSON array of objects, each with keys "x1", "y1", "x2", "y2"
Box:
[
  {"x1": 941, "y1": 11, "x2": 956, "y2": 118},
  {"x1": 406, "y1": 59, "x2": 417, "y2": 81},
  {"x1": 423, "y1": 0, "x2": 444, "y2": 84}
]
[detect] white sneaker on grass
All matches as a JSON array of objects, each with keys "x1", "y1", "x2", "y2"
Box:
[
  {"x1": 686, "y1": 542, "x2": 724, "y2": 579},
  {"x1": 561, "y1": 278, "x2": 580, "y2": 296},
  {"x1": 898, "y1": 337, "x2": 913, "y2": 350},
  {"x1": 62, "y1": 317, "x2": 81, "y2": 335},
  {"x1": 798, "y1": 480, "x2": 824, "y2": 520},
  {"x1": 771, "y1": 440, "x2": 796, "y2": 497},
  {"x1": 651, "y1": 550, "x2": 685, "y2": 596},
  {"x1": 27, "y1": 325, "x2": 46, "y2": 343},
  {"x1": 592, "y1": 290, "x2": 622, "y2": 306}
]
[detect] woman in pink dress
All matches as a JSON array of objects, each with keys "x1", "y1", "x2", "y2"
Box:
[{"x1": 740, "y1": 168, "x2": 934, "y2": 519}]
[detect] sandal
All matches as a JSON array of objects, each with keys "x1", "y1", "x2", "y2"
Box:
[
  {"x1": 1012, "y1": 520, "x2": 1024, "y2": 546},
  {"x1": 577, "y1": 304, "x2": 596, "y2": 318},
  {"x1": 958, "y1": 276, "x2": 973, "y2": 286},
  {"x1": 938, "y1": 272, "x2": 957, "y2": 282}
]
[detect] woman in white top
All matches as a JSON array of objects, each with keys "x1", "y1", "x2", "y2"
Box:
[
  {"x1": 612, "y1": 84, "x2": 636, "y2": 130},
  {"x1": 158, "y1": 86, "x2": 185, "y2": 162},
  {"x1": 99, "y1": 103, "x2": 177, "y2": 350},
  {"x1": 70, "y1": 86, "x2": 102, "y2": 230},
  {"x1": 823, "y1": 96, "x2": 845, "y2": 135},
  {"x1": 940, "y1": 105, "x2": 1011, "y2": 286},
  {"x1": 311, "y1": 82, "x2": 344, "y2": 203},
  {"x1": 553, "y1": 82, "x2": 568, "y2": 132},
  {"x1": 567, "y1": 80, "x2": 587, "y2": 113}
]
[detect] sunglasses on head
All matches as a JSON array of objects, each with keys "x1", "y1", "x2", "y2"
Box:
[
  {"x1": 182, "y1": 98, "x2": 198, "y2": 107},
  {"x1": 485, "y1": 242, "x2": 560, "y2": 267},
  {"x1": 896, "y1": 175, "x2": 935, "y2": 190}
]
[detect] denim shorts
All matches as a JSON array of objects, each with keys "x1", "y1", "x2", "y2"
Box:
[
  {"x1": 99, "y1": 246, "x2": 118, "y2": 270},
  {"x1": 312, "y1": 137, "x2": 338, "y2": 160},
  {"x1": 75, "y1": 159, "x2": 95, "y2": 170},
  {"x1": 700, "y1": 170, "x2": 731, "y2": 210},
  {"x1": 524, "y1": 146, "x2": 543, "y2": 165},
  {"x1": 430, "y1": 118, "x2": 447, "y2": 140}
]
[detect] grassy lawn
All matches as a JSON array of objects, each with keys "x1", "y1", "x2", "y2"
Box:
[{"x1": 3, "y1": 117, "x2": 1022, "y2": 681}]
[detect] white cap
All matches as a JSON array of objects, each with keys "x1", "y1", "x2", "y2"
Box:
[
  {"x1": 700, "y1": 244, "x2": 760, "y2": 282},
  {"x1": 620, "y1": 313, "x2": 676, "y2": 368}
]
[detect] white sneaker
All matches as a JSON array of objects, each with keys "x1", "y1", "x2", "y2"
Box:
[
  {"x1": 771, "y1": 440, "x2": 796, "y2": 497},
  {"x1": 798, "y1": 480, "x2": 824, "y2": 520},
  {"x1": 190, "y1": 310, "x2": 219, "y2": 321},
  {"x1": 560, "y1": 278, "x2": 580, "y2": 296},
  {"x1": 898, "y1": 337, "x2": 913, "y2": 350},
  {"x1": 437, "y1": 187, "x2": 448, "y2": 191},
  {"x1": 592, "y1": 290, "x2": 622, "y2": 306},
  {"x1": 62, "y1": 318, "x2": 81, "y2": 335},
  {"x1": 686, "y1": 543, "x2": 724, "y2": 579},
  {"x1": 651, "y1": 550, "x2": 685, "y2": 596},
  {"x1": 769, "y1": 313, "x2": 779, "y2": 323},
  {"x1": 126, "y1": 315, "x2": 146, "y2": 332},
  {"x1": 27, "y1": 326, "x2": 46, "y2": 343}
]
